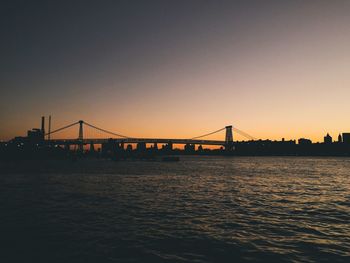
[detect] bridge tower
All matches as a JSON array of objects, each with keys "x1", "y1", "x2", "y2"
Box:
[
  {"x1": 225, "y1": 125, "x2": 233, "y2": 151},
  {"x1": 78, "y1": 120, "x2": 84, "y2": 153}
]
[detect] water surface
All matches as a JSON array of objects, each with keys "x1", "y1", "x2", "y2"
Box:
[{"x1": 1, "y1": 156, "x2": 349, "y2": 262}]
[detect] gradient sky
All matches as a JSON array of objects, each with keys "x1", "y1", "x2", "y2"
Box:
[{"x1": 1, "y1": 0, "x2": 350, "y2": 142}]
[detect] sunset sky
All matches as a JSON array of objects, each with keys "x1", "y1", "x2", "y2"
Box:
[{"x1": 1, "y1": 0, "x2": 350, "y2": 142}]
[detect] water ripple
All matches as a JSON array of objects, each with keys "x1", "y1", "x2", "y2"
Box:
[{"x1": 1, "y1": 156, "x2": 350, "y2": 262}]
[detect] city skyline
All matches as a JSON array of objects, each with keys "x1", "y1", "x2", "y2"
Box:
[
  {"x1": 2, "y1": 1, "x2": 350, "y2": 142},
  {"x1": 3, "y1": 115, "x2": 348, "y2": 146},
  {"x1": 3, "y1": 116, "x2": 350, "y2": 158}
]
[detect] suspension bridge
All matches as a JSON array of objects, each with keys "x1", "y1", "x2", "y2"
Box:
[{"x1": 45, "y1": 119, "x2": 256, "y2": 151}]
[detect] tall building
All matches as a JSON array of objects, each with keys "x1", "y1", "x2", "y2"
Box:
[
  {"x1": 342, "y1": 133, "x2": 350, "y2": 144},
  {"x1": 298, "y1": 138, "x2": 312, "y2": 145},
  {"x1": 324, "y1": 133, "x2": 332, "y2": 144},
  {"x1": 338, "y1": 134, "x2": 342, "y2": 143}
]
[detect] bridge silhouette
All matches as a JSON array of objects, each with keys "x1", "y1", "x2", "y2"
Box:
[{"x1": 46, "y1": 120, "x2": 256, "y2": 152}]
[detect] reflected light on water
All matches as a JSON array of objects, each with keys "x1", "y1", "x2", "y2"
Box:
[{"x1": 1, "y1": 156, "x2": 349, "y2": 262}]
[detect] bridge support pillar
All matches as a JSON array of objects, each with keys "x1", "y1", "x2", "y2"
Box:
[
  {"x1": 78, "y1": 120, "x2": 84, "y2": 153},
  {"x1": 166, "y1": 142, "x2": 173, "y2": 152},
  {"x1": 89, "y1": 141, "x2": 95, "y2": 153},
  {"x1": 64, "y1": 144, "x2": 70, "y2": 151},
  {"x1": 225, "y1": 125, "x2": 234, "y2": 151}
]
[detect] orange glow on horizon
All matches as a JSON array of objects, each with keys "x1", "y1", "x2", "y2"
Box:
[
  {"x1": 2, "y1": 116, "x2": 345, "y2": 144},
  {"x1": 2, "y1": 2, "x2": 350, "y2": 143}
]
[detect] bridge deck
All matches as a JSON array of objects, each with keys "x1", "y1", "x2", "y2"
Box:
[{"x1": 48, "y1": 138, "x2": 226, "y2": 146}]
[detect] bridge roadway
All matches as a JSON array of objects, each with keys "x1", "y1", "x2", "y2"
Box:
[{"x1": 48, "y1": 138, "x2": 226, "y2": 146}]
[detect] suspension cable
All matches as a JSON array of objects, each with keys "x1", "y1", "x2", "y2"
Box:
[
  {"x1": 233, "y1": 127, "x2": 257, "y2": 140},
  {"x1": 190, "y1": 127, "x2": 226, "y2": 140},
  {"x1": 84, "y1": 122, "x2": 130, "y2": 138},
  {"x1": 44, "y1": 119, "x2": 257, "y2": 141},
  {"x1": 45, "y1": 121, "x2": 80, "y2": 136}
]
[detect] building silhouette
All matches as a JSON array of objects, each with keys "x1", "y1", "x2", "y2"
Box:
[
  {"x1": 298, "y1": 138, "x2": 312, "y2": 145},
  {"x1": 338, "y1": 134, "x2": 342, "y2": 143},
  {"x1": 3, "y1": 116, "x2": 350, "y2": 159},
  {"x1": 324, "y1": 133, "x2": 332, "y2": 144},
  {"x1": 343, "y1": 133, "x2": 350, "y2": 144}
]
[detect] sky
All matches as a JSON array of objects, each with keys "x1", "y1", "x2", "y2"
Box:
[{"x1": 1, "y1": 0, "x2": 350, "y2": 142}]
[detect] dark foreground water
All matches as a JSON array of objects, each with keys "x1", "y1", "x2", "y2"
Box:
[{"x1": 1, "y1": 156, "x2": 350, "y2": 262}]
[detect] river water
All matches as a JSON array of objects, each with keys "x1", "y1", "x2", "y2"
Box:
[{"x1": 1, "y1": 156, "x2": 350, "y2": 262}]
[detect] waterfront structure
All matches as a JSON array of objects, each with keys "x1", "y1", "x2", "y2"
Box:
[
  {"x1": 298, "y1": 138, "x2": 312, "y2": 145},
  {"x1": 2, "y1": 117, "x2": 350, "y2": 159},
  {"x1": 324, "y1": 133, "x2": 332, "y2": 144},
  {"x1": 338, "y1": 134, "x2": 342, "y2": 143},
  {"x1": 343, "y1": 133, "x2": 350, "y2": 144}
]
